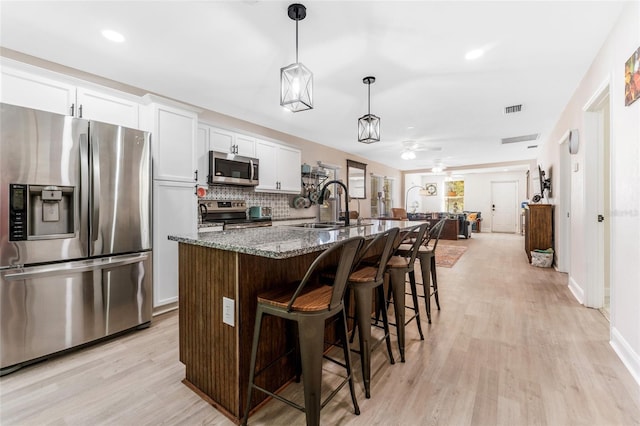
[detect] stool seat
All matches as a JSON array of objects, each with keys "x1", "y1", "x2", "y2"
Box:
[
  {"x1": 348, "y1": 265, "x2": 379, "y2": 283},
  {"x1": 258, "y1": 283, "x2": 332, "y2": 312},
  {"x1": 386, "y1": 255, "x2": 410, "y2": 269}
]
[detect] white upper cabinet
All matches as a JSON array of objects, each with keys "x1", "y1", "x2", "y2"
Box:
[
  {"x1": 75, "y1": 86, "x2": 139, "y2": 128},
  {"x1": 210, "y1": 127, "x2": 255, "y2": 157},
  {"x1": 255, "y1": 139, "x2": 301, "y2": 194},
  {"x1": 1, "y1": 61, "x2": 140, "y2": 128},
  {"x1": 1, "y1": 66, "x2": 75, "y2": 116},
  {"x1": 148, "y1": 101, "x2": 198, "y2": 183}
]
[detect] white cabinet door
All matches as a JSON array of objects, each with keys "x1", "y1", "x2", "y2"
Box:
[
  {"x1": 235, "y1": 134, "x2": 256, "y2": 157},
  {"x1": 76, "y1": 86, "x2": 139, "y2": 128},
  {"x1": 152, "y1": 103, "x2": 198, "y2": 182},
  {"x1": 210, "y1": 127, "x2": 235, "y2": 153},
  {"x1": 153, "y1": 180, "x2": 197, "y2": 308},
  {"x1": 255, "y1": 139, "x2": 278, "y2": 191},
  {"x1": 255, "y1": 140, "x2": 301, "y2": 194},
  {"x1": 278, "y1": 145, "x2": 302, "y2": 193},
  {"x1": 0, "y1": 66, "x2": 75, "y2": 116},
  {"x1": 197, "y1": 124, "x2": 210, "y2": 186}
]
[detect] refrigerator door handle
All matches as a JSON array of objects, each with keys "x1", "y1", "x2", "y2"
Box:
[
  {"x1": 79, "y1": 131, "x2": 90, "y2": 252},
  {"x1": 91, "y1": 136, "x2": 101, "y2": 244},
  {"x1": 4, "y1": 253, "x2": 150, "y2": 281}
]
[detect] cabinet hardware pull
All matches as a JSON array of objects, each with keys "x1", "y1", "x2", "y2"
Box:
[
  {"x1": 70, "y1": 103, "x2": 75, "y2": 116},
  {"x1": 194, "y1": 185, "x2": 198, "y2": 196},
  {"x1": 194, "y1": 170, "x2": 198, "y2": 181},
  {"x1": 78, "y1": 104, "x2": 83, "y2": 118}
]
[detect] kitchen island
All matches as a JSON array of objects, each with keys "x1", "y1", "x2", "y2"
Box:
[{"x1": 168, "y1": 220, "x2": 415, "y2": 423}]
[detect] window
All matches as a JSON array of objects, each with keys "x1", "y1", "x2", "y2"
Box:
[{"x1": 445, "y1": 180, "x2": 464, "y2": 213}]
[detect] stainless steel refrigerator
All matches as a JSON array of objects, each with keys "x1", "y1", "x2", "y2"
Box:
[{"x1": 0, "y1": 103, "x2": 152, "y2": 375}]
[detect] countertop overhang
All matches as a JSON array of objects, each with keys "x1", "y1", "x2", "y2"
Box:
[{"x1": 168, "y1": 219, "x2": 420, "y2": 259}]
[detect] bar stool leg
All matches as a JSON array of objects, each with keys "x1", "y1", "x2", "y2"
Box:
[
  {"x1": 297, "y1": 316, "x2": 326, "y2": 426},
  {"x1": 408, "y1": 270, "x2": 424, "y2": 340},
  {"x1": 242, "y1": 306, "x2": 265, "y2": 426},
  {"x1": 353, "y1": 286, "x2": 372, "y2": 398},
  {"x1": 339, "y1": 308, "x2": 360, "y2": 415},
  {"x1": 418, "y1": 252, "x2": 433, "y2": 323},
  {"x1": 431, "y1": 256, "x2": 441, "y2": 310},
  {"x1": 388, "y1": 268, "x2": 407, "y2": 362},
  {"x1": 376, "y1": 285, "x2": 395, "y2": 365}
]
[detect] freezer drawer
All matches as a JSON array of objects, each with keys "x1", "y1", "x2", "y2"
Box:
[{"x1": 0, "y1": 252, "x2": 152, "y2": 372}]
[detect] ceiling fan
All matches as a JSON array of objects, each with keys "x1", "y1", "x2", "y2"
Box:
[{"x1": 397, "y1": 140, "x2": 443, "y2": 160}]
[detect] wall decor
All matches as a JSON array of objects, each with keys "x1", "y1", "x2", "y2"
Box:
[
  {"x1": 625, "y1": 46, "x2": 640, "y2": 106},
  {"x1": 425, "y1": 183, "x2": 437, "y2": 196}
]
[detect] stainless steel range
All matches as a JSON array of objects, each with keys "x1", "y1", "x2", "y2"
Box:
[{"x1": 199, "y1": 200, "x2": 272, "y2": 230}]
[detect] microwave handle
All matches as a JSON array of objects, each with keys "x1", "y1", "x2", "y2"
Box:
[{"x1": 250, "y1": 159, "x2": 255, "y2": 181}]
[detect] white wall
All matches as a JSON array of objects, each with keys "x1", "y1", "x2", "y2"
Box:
[
  {"x1": 538, "y1": 1, "x2": 640, "y2": 384},
  {"x1": 464, "y1": 171, "x2": 528, "y2": 232},
  {"x1": 404, "y1": 171, "x2": 528, "y2": 232}
]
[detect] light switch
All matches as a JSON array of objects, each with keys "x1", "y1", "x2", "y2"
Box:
[{"x1": 223, "y1": 297, "x2": 235, "y2": 327}]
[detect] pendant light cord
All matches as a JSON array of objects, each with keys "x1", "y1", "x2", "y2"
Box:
[
  {"x1": 368, "y1": 83, "x2": 371, "y2": 115},
  {"x1": 295, "y1": 19, "x2": 299, "y2": 63}
]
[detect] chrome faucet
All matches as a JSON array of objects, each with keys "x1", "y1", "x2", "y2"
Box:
[{"x1": 319, "y1": 180, "x2": 350, "y2": 226}]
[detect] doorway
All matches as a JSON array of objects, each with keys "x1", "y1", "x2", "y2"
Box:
[
  {"x1": 491, "y1": 181, "x2": 518, "y2": 233},
  {"x1": 584, "y1": 80, "x2": 611, "y2": 319}
]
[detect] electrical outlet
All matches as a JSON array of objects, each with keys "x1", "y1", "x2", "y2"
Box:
[{"x1": 223, "y1": 297, "x2": 235, "y2": 327}]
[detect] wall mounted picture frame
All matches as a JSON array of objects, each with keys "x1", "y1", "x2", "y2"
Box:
[
  {"x1": 425, "y1": 183, "x2": 437, "y2": 196},
  {"x1": 625, "y1": 46, "x2": 640, "y2": 106}
]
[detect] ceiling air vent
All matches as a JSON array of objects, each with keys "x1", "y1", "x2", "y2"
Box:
[
  {"x1": 501, "y1": 134, "x2": 539, "y2": 144},
  {"x1": 504, "y1": 104, "x2": 523, "y2": 114}
]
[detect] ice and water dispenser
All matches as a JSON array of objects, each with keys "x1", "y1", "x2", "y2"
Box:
[{"x1": 9, "y1": 183, "x2": 75, "y2": 240}]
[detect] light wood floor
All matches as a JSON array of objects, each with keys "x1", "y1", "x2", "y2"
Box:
[{"x1": 1, "y1": 233, "x2": 639, "y2": 425}]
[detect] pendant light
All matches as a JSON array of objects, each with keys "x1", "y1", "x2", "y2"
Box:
[
  {"x1": 280, "y1": 3, "x2": 313, "y2": 112},
  {"x1": 358, "y1": 76, "x2": 380, "y2": 143}
]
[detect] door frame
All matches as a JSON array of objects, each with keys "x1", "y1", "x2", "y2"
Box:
[
  {"x1": 557, "y1": 129, "x2": 572, "y2": 273},
  {"x1": 582, "y1": 76, "x2": 611, "y2": 310}
]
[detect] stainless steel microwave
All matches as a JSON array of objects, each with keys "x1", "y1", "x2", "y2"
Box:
[{"x1": 208, "y1": 151, "x2": 259, "y2": 186}]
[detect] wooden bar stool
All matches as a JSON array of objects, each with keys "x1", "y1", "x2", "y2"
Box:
[
  {"x1": 241, "y1": 236, "x2": 364, "y2": 426},
  {"x1": 344, "y1": 227, "x2": 399, "y2": 398},
  {"x1": 384, "y1": 223, "x2": 429, "y2": 362},
  {"x1": 396, "y1": 218, "x2": 447, "y2": 323}
]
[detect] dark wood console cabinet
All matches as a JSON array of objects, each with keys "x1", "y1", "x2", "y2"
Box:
[{"x1": 524, "y1": 204, "x2": 554, "y2": 263}]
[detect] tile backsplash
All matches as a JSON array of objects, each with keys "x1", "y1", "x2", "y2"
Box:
[{"x1": 200, "y1": 186, "x2": 316, "y2": 219}]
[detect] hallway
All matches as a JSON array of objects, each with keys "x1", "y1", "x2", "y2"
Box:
[{"x1": 1, "y1": 233, "x2": 639, "y2": 425}]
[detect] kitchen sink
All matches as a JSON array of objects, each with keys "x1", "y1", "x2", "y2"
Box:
[
  {"x1": 287, "y1": 221, "x2": 373, "y2": 230},
  {"x1": 288, "y1": 223, "x2": 342, "y2": 230}
]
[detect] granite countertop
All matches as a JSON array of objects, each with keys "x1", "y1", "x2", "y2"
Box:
[{"x1": 169, "y1": 219, "x2": 419, "y2": 259}]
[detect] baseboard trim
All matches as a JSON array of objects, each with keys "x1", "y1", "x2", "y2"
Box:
[
  {"x1": 567, "y1": 275, "x2": 584, "y2": 304},
  {"x1": 153, "y1": 301, "x2": 178, "y2": 316},
  {"x1": 610, "y1": 326, "x2": 640, "y2": 387}
]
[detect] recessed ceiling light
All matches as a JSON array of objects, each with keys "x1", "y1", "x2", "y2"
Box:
[
  {"x1": 102, "y1": 29, "x2": 125, "y2": 43},
  {"x1": 407, "y1": 126, "x2": 415, "y2": 130},
  {"x1": 465, "y1": 48, "x2": 484, "y2": 60}
]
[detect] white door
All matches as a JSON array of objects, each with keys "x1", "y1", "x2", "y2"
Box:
[{"x1": 491, "y1": 181, "x2": 518, "y2": 233}]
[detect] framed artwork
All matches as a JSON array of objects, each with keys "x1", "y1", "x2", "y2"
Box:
[
  {"x1": 425, "y1": 183, "x2": 437, "y2": 196},
  {"x1": 625, "y1": 46, "x2": 640, "y2": 106}
]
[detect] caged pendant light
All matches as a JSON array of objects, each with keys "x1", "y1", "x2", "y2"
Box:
[
  {"x1": 280, "y1": 3, "x2": 313, "y2": 112},
  {"x1": 358, "y1": 76, "x2": 380, "y2": 143}
]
